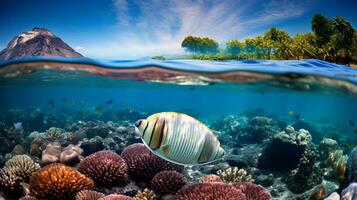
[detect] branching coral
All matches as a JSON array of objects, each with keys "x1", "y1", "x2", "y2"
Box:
[
  {"x1": 176, "y1": 182, "x2": 246, "y2": 200},
  {"x1": 199, "y1": 175, "x2": 222, "y2": 183},
  {"x1": 217, "y1": 167, "x2": 253, "y2": 183},
  {"x1": 134, "y1": 188, "x2": 156, "y2": 200},
  {"x1": 234, "y1": 182, "x2": 272, "y2": 200},
  {"x1": 29, "y1": 163, "x2": 94, "y2": 200},
  {"x1": 76, "y1": 190, "x2": 105, "y2": 200},
  {"x1": 121, "y1": 144, "x2": 183, "y2": 181},
  {"x1": 3, "y1": 154, "x2": 40, "y2": 182},
  {"x1": 0, "y1": 169, "x2": 22, "y2": 198},
  {"x1": 98, "y1": 194, "x2": 133, "y2": 200},
  {"x1": 77, "y1": 150, "x2": 128, "y2": 187},
  {"x1": 150, "y1": 170, "x2": 187, "y2": 195}
]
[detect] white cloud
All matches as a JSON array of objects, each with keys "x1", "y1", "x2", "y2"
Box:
[
  {"x1": 88, "y1": 0, "x2": 315, "y2": 58},
  {"x1": 75, "y1": 46, "x2": 84, "y2": 50}
]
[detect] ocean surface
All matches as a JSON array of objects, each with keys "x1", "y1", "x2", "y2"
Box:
[{"x1": 0, "y1": 57, "x2": 356, "y2": 200}]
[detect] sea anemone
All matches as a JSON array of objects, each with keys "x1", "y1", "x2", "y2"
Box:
[
  {"x1": 3, "y1": 154, "x2": 40, "y2": 182},
  {"x1": 217, "y1": 167, "x2": 253, "y2": 183},
  {"x1": 29, "y1": 163, "x2": 94, "y2": 200},
  {"x1": 150, "y1": 170, "x2": 187, "y2": 195},
  {"x1": 76, "y1": 190, "x2": 105, "y2": 200},
  {"x1": 0, "y1": 169, "x2": 22, "y2": 197},
  {"x1": 176, "y1": 182, "x2": 246, "y2": 200},
  {"x1": 134, "y1": 188, "x2": 156, "y2": 200},
  {"x1": 234, "y1": 182, "x2": 272, "y2": 200},
  {"x1": 99, "y1": 194, "x2": 133, "y2": 200},
  {"x1": 199, "y1": 175, "x2": 223, "y2": 183},
  {"x1": 77, "y1": 150, "x2": 128, "y2": 187},
  {"x1": 121, "y1": 143, "x2": 183, "y2": 180}
]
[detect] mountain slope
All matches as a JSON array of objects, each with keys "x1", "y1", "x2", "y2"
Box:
[{"x1": 0, "y1": 28, "x2": 84, "y2": 61}]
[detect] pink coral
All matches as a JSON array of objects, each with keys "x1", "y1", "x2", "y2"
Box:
[
  {"x1": 78, "y1": 150, "x2": 128, "y2": 187},
  {"x1": 176, "y1": 182, "x2": 246, "y2": 200},
  {"x1": 121, "y1": 143, "x2": 183, "y2": 180},
  {"x1": 99, "y1": 194, "x2": 133, "y2": 200},
  {"x1": 234, "y1": 182, "x2": 272, "y2": 200},
  {"x1": 199, "y1": 175, "x2": 223, "y2": 183}
]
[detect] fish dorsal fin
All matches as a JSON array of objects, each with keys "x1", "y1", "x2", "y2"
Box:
[{"x1": 161, "y1": 144, "x2": 170, "y2": 154}]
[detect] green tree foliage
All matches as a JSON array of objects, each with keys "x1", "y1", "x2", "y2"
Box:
[
  {"x1": 181, "y1": 15, "x2": 356, "y2": 65},
  {"x1": 312, "y1": 14, "x2": 333, "y2": 47},
  {"x1": 181, "y1": 36, "x2": 219, "y2": 54}
]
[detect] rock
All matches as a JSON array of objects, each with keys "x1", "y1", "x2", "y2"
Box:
[
  {"x1": 258, "y1": 125, "x2": 312, "y2": 172},
  {"x1": 324, "y1": 192, "x2": 340, "y2": 200},
  {"x1": 79, "y1": 136, "x2": 105, "y2": 156},
  {"x1": 42, "y1": 142, "x2": 61, "y2": 165},
  {"x1": 255, "y1": 174, "x2": 275, "y2": 187}
]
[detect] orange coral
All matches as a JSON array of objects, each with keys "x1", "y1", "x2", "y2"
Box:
[{"x1": 29, "y1": 163, "x2": 94, "y2": 200}]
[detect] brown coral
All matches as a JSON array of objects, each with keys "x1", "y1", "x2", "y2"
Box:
[
  {"x1": 0, "y1": 169, "x2": 22, "y2": 198},
  {"x1": 3, "y1": 154, "x2": 40, "y2": 182},
  {"x1": 29, "y1": 163, "x2": 94, "y2": 200},
  {"x1": 199, "y1": 175, "x2": 223, "y2": 183},
  {"x1": 99, "y1": 194, "x2": 133, "y2": 200},
  {"x1": 121, "y1": 143, "x2": 183, "y2": 181},
  {"x1": 76, "y1": 190, "x2": 105, "y2": 200},
  {"x1": 150, "y1": 170, "x2": 186, "y2": 195},
  {"x1": 176, "y1": 182, "x2": 246, "y2": 200},
  {"x1": 234, "y1": 182, "x2": 272, "y2": 200},
  {"x1": 134, "y1": 188, "x2": 156, "y2": 200},
  {"x1": 77, "y1": 150, "x2": 128, "y2": 187}
]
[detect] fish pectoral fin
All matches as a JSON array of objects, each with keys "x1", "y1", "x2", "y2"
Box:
[{"x1": 161, "y1": 144, "x2": 170, "y2": 154}]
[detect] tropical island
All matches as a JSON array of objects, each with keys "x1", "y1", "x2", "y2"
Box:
[{"x1": 156, "y1": 14, "x2": 357, "y2": 66}]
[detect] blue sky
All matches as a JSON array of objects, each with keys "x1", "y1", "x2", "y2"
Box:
[{"x1": 1, "y1": 0, "x2": 356, "y2": 59}]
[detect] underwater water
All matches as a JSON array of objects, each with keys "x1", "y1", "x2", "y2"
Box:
[{"x1": 0, "y1": 58, "x2": 356, "y2": 200}]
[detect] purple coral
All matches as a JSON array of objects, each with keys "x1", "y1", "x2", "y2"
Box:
[
  {"x1": 176, "y1": 182, "x2": 246, "y2": 200},
  {"x1": 77, "y1": 150, "x2": 128, "y2": 187},
  {"x1": 99, "y1": 194, "x2": 133, "y2": 200},
  {"x1": 150, "y1": 170, "x2": 187, "y2": 194},
  {"x1": 121, "y1": 143, "x2": 183, "y2": 181}
]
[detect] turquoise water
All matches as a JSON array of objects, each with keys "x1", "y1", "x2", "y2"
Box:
[{"x1": 0, "y1": 57, "x2": 357, "y2": 199}]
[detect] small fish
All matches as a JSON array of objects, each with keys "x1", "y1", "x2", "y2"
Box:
[
  {"x1": 288, "y1": 111, "x2": 294, "y2": 116},
  {"x1": 349, "y1": 120, "x2": 355, "y2": 127},
  {"x1": 106, "y1": 100, "x2": 114, "y2": 104},
  {"x1": 135, "y1": 112, "x2": 225, "y2": 166},
  {"x1": 188, "y1": 87, "x2": 195, "y2": 90},
  {"x1": 294, "y1": 114, "x2": 301, "y2": 119},
  {"x1": 13, "y1": 122, "x2": 23, "y2": 131}
]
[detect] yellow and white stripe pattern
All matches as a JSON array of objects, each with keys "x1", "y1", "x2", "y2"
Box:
[{"x1": 135, "y1": 112, "x2": 225, "y2": 165}]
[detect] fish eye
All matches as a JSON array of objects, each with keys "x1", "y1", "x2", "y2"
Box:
[{"x1": 135, "y1": 120, "x2": 142, "y2": 127}]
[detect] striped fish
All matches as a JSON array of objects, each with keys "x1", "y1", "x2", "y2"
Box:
[{"x1": 135, "y1": 112, "x2": 225, "y2": 165}]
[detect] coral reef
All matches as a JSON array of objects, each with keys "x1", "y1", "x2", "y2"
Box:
[
  {"x1": 327, "y1": 149, "x2": 348, "y2": 182},
  {"x1": 217, "y1": 167, "x2": 253, "y2": 183},
  {"x1": 287, "y1": 148, "x2": 323, "y2": 193},
  {"x1": 42, "y1": 142, "x2": 62, "y2": 164},
  {"x1": 240, "y1": 116, "x2": 280, "y2": 143},
  {"x1": 0, "y1": 122, "x2": 23, "y2": 156},
  {"x1": 19, "y1": 195, "x2": 37, "y2": 200},
  {"x1": 134, "y1": 188, "x2": 156, "y2": 200},
  {"x1": 3, "y1": 154, "x2": 40, "y2": 182},
  {"x1": 308, "y1": 185, "x2": 326, "y2": 200},
  {"x1": 319, "y1": 138, "x2": 338, "y2": 160},
  {"x1": 98, "y1": 194, "x2": 133, "y2": 200},
  {"x1": 234, "y1": 182, "x2": 272, "y2": 200},
  {"x1": 76, "y1": 190, "x2": 105, "y2": 200},
  {"x1": 341, "y1": 182, "x2": 357, "y2": 200},
  {"x1": 97, "y1": 179, "x2": 141, "y2": 197},
  {"x1": 348, "y1": 147, "x2": 357, "y2": 183},
  {"x1": 121, "y1": 144, "x2": 183, "y2": 181},
  {"x1": 150, "y1": 170, "x2": 187, "y2": 195},
  {"x1": 77, "y1": 150, "x2": 128, "y2": 187},
  {"x1": 79, "y1": 136, "x2": 105, "y2": 156},
  {"x1": 176, "y1": 182, "x2": 246, "y2": 200},
  {"x1": 258, "y1": 125, "x2": 312, "y2": 172},
  {"x1": 0, "y1": 169, "x2": 22, "y2": 198},
  {"x1": 29, "y1": 163, "x2": 94, "y2": 200},
  {"x1": 59, "y1": 144, "x2": 83, "y2": 166},
  {"x1": 199, "y1": 175, "x2": 222, "y2": 183}
]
